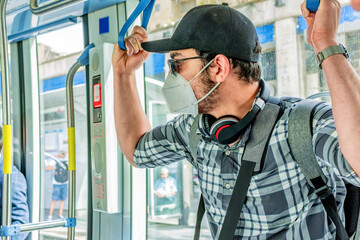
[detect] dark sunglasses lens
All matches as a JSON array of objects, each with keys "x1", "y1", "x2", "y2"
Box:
[{"x1": 168, "y1": 60, "x2": 176, "y2": 75}]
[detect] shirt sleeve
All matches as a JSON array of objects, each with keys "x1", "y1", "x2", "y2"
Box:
[
  {"x1": 312, "y1": 102, "x2": 360, "y2": 187},
  {"x1": 133, "y1": 114, "x2": 195, "y2": 168},
  {"x1": 11, "y1": 166, "x2": 30, "y2": 240}
]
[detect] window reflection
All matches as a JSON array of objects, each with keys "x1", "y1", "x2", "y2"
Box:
[
  {"x1": 347, "y1": 31, "x2": 360, "y2": 73},
  {"x1": 144, "y1": 80, "x2": 212, "y2": 239},
  {"x1": 36, "y1": 23, "x2": 87, "y2": 239}
]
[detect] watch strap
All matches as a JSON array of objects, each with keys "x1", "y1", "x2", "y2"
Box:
[{"x1": 316, "y1": 44, "x2": 350, "y2": 69}]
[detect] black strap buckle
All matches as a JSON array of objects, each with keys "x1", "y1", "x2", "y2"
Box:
[{"x1": 315, "y1": 185, "x2": 333, "y2": 200}]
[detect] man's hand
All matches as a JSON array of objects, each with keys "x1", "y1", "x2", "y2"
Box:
[
  {"x1": 112, "y1": 25, "x2": 150, "y2": 76},
  {"x1": 113, "y1": 26, "x2": 152, "y2": 166},
  {"x1": 352, "y1": 0, "x2": 360, "y2": 11},
  {"x1": 301, "y1": 0, "x2": 341, "y2": 54}
]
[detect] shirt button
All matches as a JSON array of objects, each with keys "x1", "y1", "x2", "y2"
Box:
[
  {"x1": 225, "y1": 183, "x2": 231, "y2": 189},
  {"x1": 225, "y1": 150, "x2": 231, "y2": 156}
]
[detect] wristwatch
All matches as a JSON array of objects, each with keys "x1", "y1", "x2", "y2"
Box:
[{"x1": 316, "y1": 43, "x2": 350, "y2": 69}]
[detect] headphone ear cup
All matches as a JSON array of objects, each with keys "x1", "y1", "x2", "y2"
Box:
[
  {"x1": 209, "y1": 116, "x2": 239, "y2": 141},
  {"x1": 198, "y1": 114, "x2": 217, "y2": 136}
]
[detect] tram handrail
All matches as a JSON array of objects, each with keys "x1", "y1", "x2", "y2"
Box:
[
  {"x1": 0, "y1": 0, "x2": 13, "y2": 239},
  {"x1": 306, "y1": 92, "x2": 330, "y2": 99},
  {"x1": 20, "y1": 219, "x2": 67, "y2": 232},
  {"x1": 29, "y1": 0, "x2": 83, "y2": 15},
  {"x1": 65, "y1": 43, "x2": 94, "y2": 240},
  {"x1": 1, "y1": 218, "x2": 76, "y2": 237}
]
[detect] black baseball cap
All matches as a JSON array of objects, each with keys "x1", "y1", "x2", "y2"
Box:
[{"x1": 142, "y1": 3, "x2": 261, "y2": 62}]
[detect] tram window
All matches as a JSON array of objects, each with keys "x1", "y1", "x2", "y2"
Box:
[
  {"x1": 144, "y1": 79, "x2": 212, "y2": 238},
  {"x1": 36, "y1": 23, "x2": 87, "y2": 240},
  {"x1": 305, "y1": 41, "x2": 318, "y2": 74},
  {"x1": 261, "y1": 50, "x2": 277, "y2": 81},
  {"x1": 347, "y1": 31, "x2": 360, "y2": 73}
]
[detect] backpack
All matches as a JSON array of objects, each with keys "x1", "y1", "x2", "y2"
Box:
[
  {"x1": 190, "y1": 98, "x2": 360, "y2": 240},
  {"x1": 54, "y1": 161, "x2": 68, "y2": 183}
]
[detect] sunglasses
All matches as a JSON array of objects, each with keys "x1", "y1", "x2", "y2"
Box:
[{"x1": 167, "y1": 56, "x2": 205, "y2": 75}]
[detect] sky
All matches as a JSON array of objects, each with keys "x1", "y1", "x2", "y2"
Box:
[{"x1": 36, "y1": 23, "x2": 85, "y2": 54}]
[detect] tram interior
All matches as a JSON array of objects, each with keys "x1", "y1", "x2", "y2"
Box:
[{"x1": 0, "y1": 0, "x2": 359, "y2": 239}]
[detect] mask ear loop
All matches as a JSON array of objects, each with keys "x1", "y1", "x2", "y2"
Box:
[
  {"x1": 189, "y1": 59, "x2": 215, "y2": 85},
  {"x1": 186, "y1": 58, "x2": 220, "y2": 105},
  {"x1": 196, "y1": 82, "x2": 221, "y2": 104}
]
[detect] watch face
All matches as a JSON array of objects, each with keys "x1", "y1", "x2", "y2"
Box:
[{"x1": 339, "y1": 43, "x2": 351, "y2": 61}]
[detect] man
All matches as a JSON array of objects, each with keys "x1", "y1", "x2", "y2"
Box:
[
  {"x1": 0, "y1": 127, "x2": 30, "y2": 240},
  {"x1": 113, "y1": 1, "x2": 360, "y2": 239},
  {"x1": 45, "y1": 151, "x2": 68, "y2": 220},
  {"x1": 154, "y1": 167, "x2": 177, "y2": 204}
]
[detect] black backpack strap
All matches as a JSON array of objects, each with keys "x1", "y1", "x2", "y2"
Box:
[
  {"x1": 217, "y1": 161, "x2": 256, "y2": 240},
  {"x1": 189, "y1": 115, "x2": 201, "y2": 168},
  {"x1": 194, "y1": 195, "x2": 205, "y2": 240},
  {"x1": 189, "y1": 115, "x2": 205, "y2": 240},
  {"x1": 288, "y1": 99, "x2": 349, "y2": 240},
  {"x1": 217, "y1": 102, "x2": 282, "y2": 240},
  {"x1": 345, "y1": 184, "x2": 360, "y2": 239},
  {"x1": 192, "y1": 100, "x2": 282, "y2": 240}
]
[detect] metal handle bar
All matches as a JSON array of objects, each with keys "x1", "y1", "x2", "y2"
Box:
[
  {"x1": 306, "y1": 0, "x2": 320, "y2": 12},
  {"x1": 30, "y1": 0, "x2": 83, "y2": 15},
  {"x1": 1, "y1": 218, "x2": 76, "y2": 237},
  {"x1": 118, "y1": 0, "x2": 155, "y2": 50},
  {"x1": 65, "y1": 43, "x2": 94, "y2": 240},
  {"x1": 1, "y1": 0, "x2": 13, "y2": 239},
  {"x1": 306, "y1": 92, "x2": 330, "y2": 99}
]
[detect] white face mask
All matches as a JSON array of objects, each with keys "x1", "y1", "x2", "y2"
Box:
[{"x1": 161, "y1": 59, "x2": 220, "y2": 114}]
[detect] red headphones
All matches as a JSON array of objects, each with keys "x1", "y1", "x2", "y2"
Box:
[{"x1": 198, "y1": 79, "x2": 269, "y2": 145}]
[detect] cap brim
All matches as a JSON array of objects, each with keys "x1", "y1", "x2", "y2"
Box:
[{"x1": 141, "y1": 38, "x2": 189, "y2": 53}]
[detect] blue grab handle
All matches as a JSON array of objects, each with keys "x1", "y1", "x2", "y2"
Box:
[
  {"x1": 118, "y1": 0, "x2": 156, "y2": 50},
  {"x1": 77, "y1": 43, "x2": 95, "y2": 66},
  {"x1": 306, "y1": 0, "x2": 320, "y2": 12}
]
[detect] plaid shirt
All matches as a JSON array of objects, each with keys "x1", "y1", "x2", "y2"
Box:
[{"x1": 134, "y1": 97, "x2": 360, "y2": 239}]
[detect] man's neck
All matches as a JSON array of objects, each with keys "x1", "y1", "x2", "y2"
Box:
[{"x1": 211, "y1": 80, "x2": 260, "y2": 120}]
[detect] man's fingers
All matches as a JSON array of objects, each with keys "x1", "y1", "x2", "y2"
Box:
[
  {"x1": 352, "y1": 0, "x2": 360, "y2": 11},
  {"x1": 125, "y1": 35, "x2": 143, "y2": 56},
  {"x1": 128, "y1": 37, "x2": 140, "y2": 54},
  {"x1": 124, "y1": 27, "x2": 147, "y2": 56},
  {"x1": 300, "y1": 2, "x2": 315, "y2": 25},
  {"x1": 131, "y1": 25, "x2": 148, "y2": 41},
  {"x1": 301, "y1": 1, "x2": 310, "y2": 18},
  {"x1": 125, "y1": 40, "x2": 134, "y2": 56}
]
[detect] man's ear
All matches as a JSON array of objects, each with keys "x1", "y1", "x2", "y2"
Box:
[{"x1": 208, "y1": 54, "x2": 230, "y2": 83}]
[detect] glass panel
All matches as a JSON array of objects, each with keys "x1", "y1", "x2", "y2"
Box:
[
  {"x1": 347, "y1": 31, "x2": 360, "y2": 74},
  {"x1": 144, "y1": 76, "x2": 211, "y2": 239},
  {"x1": 144, "y1": 1, "x2": 360, "y2": 239},
  {"x1": 36, "y1": 23, "x2": 87, "y2": 239}
]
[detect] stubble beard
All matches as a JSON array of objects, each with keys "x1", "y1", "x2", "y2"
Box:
[{"x1": 197, "y1": 73, "x2": 220, "y2": 114}]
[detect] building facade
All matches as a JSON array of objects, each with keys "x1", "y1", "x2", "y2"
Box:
[{"x1": 145, "y1": 0, "x2": 360, "y2": 98}]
